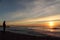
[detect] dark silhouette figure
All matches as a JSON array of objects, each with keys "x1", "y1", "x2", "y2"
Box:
[{"x1": 3, "y1": 21, "x2": 6, "y2": 32}]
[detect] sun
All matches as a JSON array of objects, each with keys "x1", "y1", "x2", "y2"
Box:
[
  {"x1": 49, "y1": 22, "x2": 54, "y2": 26},
  {"x1": 48, "y1": 21, "x2": 55, "y2": 28}
]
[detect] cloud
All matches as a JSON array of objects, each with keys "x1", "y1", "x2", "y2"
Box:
[
  {"x1": 7, "y1": 15, "x2": 60, "y2": 25},
  {"x1": 0, "y1": 0, "x2": 60, "y2": 22},
  {"x1": 9, "y1": 0, "x2": 60, "y2": 20}
]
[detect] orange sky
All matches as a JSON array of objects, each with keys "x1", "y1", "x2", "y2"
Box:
[
  {"x1": 0, "y1": 0, "x2": 60, "y2": 28},
  {"x1": 5, "y1": 15, "x2": 60, "y2": 26}
]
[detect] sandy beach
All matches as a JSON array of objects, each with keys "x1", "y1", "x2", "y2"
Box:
[{"x1": 0, "y1": 31, "x2": 60, "y2": 40}]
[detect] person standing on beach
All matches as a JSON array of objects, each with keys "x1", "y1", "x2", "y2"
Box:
[{"x1": 3, "y1": 21, "x2": 6, "y2": 32}]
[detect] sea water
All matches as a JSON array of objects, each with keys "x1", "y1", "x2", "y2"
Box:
[{"x1": 0, "y1": 26, "x2": 60, "y2": 37}]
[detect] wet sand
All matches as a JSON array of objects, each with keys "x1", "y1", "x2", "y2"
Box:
[{"x1": 0, "y1": 31, "x2": 60, "y2": 40}]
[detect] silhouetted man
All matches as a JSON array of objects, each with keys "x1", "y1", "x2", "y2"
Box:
[{"x1": 3, "y1": 21, "x2": 6, "y2": 32}]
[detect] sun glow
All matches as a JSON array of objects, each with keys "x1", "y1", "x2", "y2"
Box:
[{"x1": 48, "y1": 21, "x2": 55, "y2": 28}]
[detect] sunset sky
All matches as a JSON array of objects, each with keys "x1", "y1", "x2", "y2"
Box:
[{"x1": 0, "y1": 0, "x2": 60, "y2": 25}]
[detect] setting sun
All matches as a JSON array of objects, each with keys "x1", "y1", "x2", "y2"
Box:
[{"x1": 48, "y1": 21, "x2": 55, "y2": 28}]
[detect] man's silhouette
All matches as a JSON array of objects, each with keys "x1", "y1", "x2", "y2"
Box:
[{"x1": 3, "y1": 21, "x2": 6, "y2": 32}]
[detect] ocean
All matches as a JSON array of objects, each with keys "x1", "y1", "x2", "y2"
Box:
[{"x1": 0, "y1": 26, "x2": 60, "y2": 37}]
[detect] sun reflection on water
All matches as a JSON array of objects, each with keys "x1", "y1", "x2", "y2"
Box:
[{"x1": 50, "y1": 29, "x2": 54, "y2": 32}]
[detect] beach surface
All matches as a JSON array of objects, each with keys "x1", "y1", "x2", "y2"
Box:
[{"x1": 0, "y1": 31, "x2": 60, "y2": 40}]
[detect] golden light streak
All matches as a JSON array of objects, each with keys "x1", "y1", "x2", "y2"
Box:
[{"x1": 6, "y1": 15, "x2": 60, "y2": 25}]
